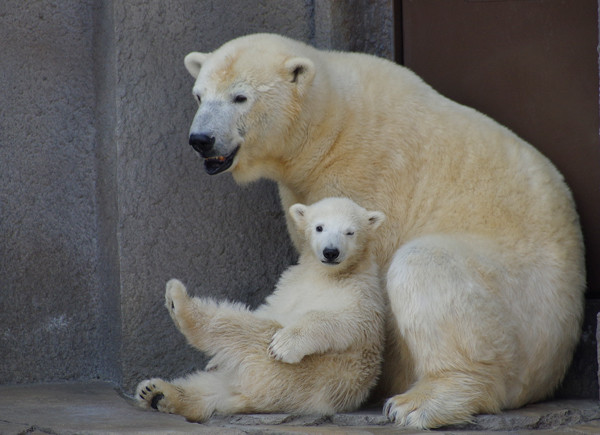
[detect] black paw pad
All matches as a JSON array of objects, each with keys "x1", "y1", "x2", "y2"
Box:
[{"x1": 150, "y1": 393, "x2": 165, "y2": 410}]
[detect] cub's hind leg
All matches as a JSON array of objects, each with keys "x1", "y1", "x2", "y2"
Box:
[
  {"x1": 164, "y1": 278, "x2": 213, "y2": 341},
  {"x1": 136, "y1": 371, "x2": 255, "y2": 422},
  {"x1": 136, "y1": 377, "x2": 211, "y2": 422},
  {"x1": 135, "y1": 333, "x2": 287, "y2": 421},
  {"x1": 165, "y1": 278, "x2": 281, "y2": 358}
]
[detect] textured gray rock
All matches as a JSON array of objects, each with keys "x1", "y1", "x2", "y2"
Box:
[
  {"x1": 453, "y1": 401, "x2": 600, "y2": 431},
  {"x1": 556, "y1": 300, "x2": 599, "y2": 399},
  {"x1": 208, "y1": 401, "x2": 600, "y2": 432},
  {"x1": 0, "y1": 383, "x2": 599, "y2": 435},
  {"x1": 0, "y1": 0, "x2": 120, "y2": 384},
  {"x1": 313, "y1": 0, "x2": 395, "y2": 58}
]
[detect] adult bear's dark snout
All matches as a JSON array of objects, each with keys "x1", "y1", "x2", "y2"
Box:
[{"x1": 189, "y1": 133, "x2": 215, "y2": 156}]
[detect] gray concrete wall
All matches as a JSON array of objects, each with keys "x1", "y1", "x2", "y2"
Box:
[
  {"x1": 0, "y1": 0, "x2": 121, "y2": 384},
  {"x1": 112, "y1": 0, "x2": 316, "y2": 391},
  {"x1": 313, "y1": 0, "x2": 395, "y2": 57},
  {"x1": 0, "y1": 0, "x2": 393, "y2": 391}
]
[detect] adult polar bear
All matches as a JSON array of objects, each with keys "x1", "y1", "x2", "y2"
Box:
[{"x1": 183, "y1": 33, "x2": 585, "y2": 428}]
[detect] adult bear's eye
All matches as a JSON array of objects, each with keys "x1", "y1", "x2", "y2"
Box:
[
  {"x1": 346, "y1": 231, "x2": 354, "y2": 236},
  {"x1": 316, "y1": 225, "x2": 323, "y2": 232},
  {"x1": 233, "y1": 95, "x2": 247, "y2": 103},
  {"x1": 195, "y1": 94, "x2": 202, "y2": 104}
]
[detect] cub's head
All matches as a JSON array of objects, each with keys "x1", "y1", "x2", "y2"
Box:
[
  {"x1": 290, "y1": 198, "x2": 385, "y2": 270},
  {"x1": 183, "y1": 34, "x2": 316, "y2": 183}
]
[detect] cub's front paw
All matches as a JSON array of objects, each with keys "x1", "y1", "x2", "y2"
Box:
[
  {"x1": 135, "y1": 378, "x2": 176, "y2": 414},
  {"x1": 268, "y1": 327, "x2": 307, "y2": 364},
  {"x1": 165, "y1": 279, "x2": 189, "y2": 326}
]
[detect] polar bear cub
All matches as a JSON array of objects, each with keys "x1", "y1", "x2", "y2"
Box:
[{"x1": 136, "y1": 197, "x2": 386, "y2": 421}]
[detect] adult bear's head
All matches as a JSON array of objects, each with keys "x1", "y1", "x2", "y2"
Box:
[{"x1": 184, "y1": 33, "x2": 316, "y2": 183}]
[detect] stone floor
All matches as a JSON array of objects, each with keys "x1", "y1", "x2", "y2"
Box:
[{"x1": 1, "y1": 382, "x2": 599, "y2": 435}]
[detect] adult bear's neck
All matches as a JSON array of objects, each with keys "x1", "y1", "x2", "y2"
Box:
[{"x1": 276, "y1": 59, "x2": 350, "y2": 197}]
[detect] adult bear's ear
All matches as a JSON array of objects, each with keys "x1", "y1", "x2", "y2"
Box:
[
  {"x1": 289, "y1": 203, "x2": 307, "y2": 227},
  {"x1": 184, "y1": 52, "x2": 210, "y2": 78},
  {"x1": 367, "y1": 211, "x2": 386, "y2": 231},
  {"x1": 284, "y1": 57, "x2": 315, "y2": 93}
]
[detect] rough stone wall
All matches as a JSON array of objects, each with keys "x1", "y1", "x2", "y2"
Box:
[
  {"x1": 0, "y1": 0, "x2": 393, "y2": 390},
  {"x1": 112, "y1": 0, "x2": 314, "y2": 391},
  {"x1": 313, "y1": 0, "x2": 395, "y2": 58},
  {"x1": 0, "y1": 0, "x2": 121, "y2": 384}
]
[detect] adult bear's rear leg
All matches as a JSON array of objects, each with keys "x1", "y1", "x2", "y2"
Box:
[{"x1": 383, "y1": 235, "x2": 520, "y2": 428}]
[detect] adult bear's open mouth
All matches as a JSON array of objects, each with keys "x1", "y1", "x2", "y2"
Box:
[{"x1": 203, "y1": 146, "x2": 240, "y2": 175}]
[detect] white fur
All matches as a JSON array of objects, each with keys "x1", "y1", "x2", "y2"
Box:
[
  {"x1": 179, "y1": 34, "x2": 586, "y2": 429},
  {"x1": 136, "y1": 198, "x2": 386, "y2": 421}
]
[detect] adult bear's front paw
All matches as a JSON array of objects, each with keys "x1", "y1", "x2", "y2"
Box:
[{"x1": 268, "y1": 327, "x2": 307, "y2": 364}]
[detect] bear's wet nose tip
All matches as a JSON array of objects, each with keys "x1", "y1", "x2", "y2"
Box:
[
  {"x1": 189, "y1": 133, "x2": 215, "y2": 154},
  {"x1": 323, "y1": 247, "x2": 340, "y2": 261}
]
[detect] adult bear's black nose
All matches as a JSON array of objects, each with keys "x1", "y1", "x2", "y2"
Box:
[
  {"x1": 323, "y1": 247, "x2": 340, "y2": 262},
  {"x1": 189, "y1": 133, "x2": 215, "y2": 155}
]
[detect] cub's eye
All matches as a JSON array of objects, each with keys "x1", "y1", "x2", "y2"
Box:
[
  {"x1": 233, "y1": 95, "x2": 247, "y2": 103},
  {"x1": 195, "y1": 95, "x2": 202, "y2": 104},
  {"x1": 345, "y1": 231, "x2": 355, "y2": 236},
  {"x1": 316, "y1": 225, "x2": 323, "y2": 233}
]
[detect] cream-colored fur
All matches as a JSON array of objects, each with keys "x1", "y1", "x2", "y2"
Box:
[
  {"x1": 181, "y1": 34, "x2": 586, "y2": 428},
  {"x1": 136, "y1": 198, "x2": 386, "y2": 421}
]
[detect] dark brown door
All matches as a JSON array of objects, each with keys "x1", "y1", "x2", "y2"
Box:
[
  {"x1": 398, "y1": 0, "x2": 600, "y2": 298},
  {"x1": 396, "y1": 0, "x2": 600, "y2": 399}
]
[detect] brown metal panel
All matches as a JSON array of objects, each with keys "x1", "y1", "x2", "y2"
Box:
[{"x1": 402, "y1": 0, "x2": 600, "y2": 296}]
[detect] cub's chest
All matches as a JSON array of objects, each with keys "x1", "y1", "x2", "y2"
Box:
[{"x1": 261, "y1": 273, "x2": 355, "y2": 326}]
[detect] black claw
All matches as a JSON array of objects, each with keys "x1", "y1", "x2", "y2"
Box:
[
  {"x1": 150, "y1": 393, "x2": 165, "y2": 410},
  {"x1": 145, "y1": 386, "x2": 152, "y2": 393},
  {"x1": 139, "y1": 394, "x2": 145, "y2": 400},
  {"x1": 140, "y1": 390, "x2": 147, "y2": 396}
]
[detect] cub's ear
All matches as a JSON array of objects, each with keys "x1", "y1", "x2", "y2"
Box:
[
  {"x1": 284, "y1": 57, "x2": 315, "y2": 93},
  {"x1": 367, "y1": 211, "x2": 386, "y2": 231},
  {"x1": 184, "y1": 52, "x2": 210, "y2": 78},
  {"x1": 289, "y1": 203, "x2": 308, "y2": 227}
]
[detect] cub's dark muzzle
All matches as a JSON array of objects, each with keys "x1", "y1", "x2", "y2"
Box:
[{"x1": 322, "y1": 247, "x2": 340, "y2": 264}]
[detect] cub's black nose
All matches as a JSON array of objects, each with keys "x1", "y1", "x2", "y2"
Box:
[
  {"x1": 323, "y1": 247, "x2": 340, "y2": 261},
  {"x1": 189, "y1": 133, "x2": 215, "y2": 154}
]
